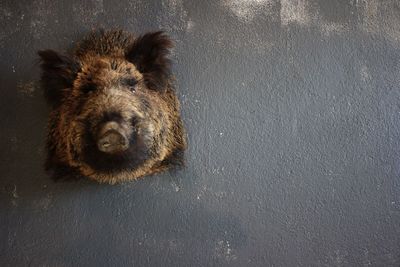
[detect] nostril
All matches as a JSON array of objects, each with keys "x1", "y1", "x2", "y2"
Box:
[{"x1": 100, "y1": 141, "x2": 111, "y2": 148}]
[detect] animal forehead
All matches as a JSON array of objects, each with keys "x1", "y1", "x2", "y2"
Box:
[{"x1": 81, "y1": 57, "x2": 142, "y2": 79}]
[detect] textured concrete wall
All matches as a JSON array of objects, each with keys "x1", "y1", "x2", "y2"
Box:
[{"x1": 1, "y1": 0, "x2": 400, "y2": 266}]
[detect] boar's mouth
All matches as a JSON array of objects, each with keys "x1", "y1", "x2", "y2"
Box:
[{"x1": 81, "y1": 124, "x2": 150, "y2": 173}]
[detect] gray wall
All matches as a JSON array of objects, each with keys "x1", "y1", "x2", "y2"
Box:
[{"x1": 1, "y1": 0, "x2": 400, "y2": 266}]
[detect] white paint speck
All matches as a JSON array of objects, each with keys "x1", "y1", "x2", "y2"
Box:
[
  {"x1": 10, "y1": 185, "x2": 18, "y2": 207},
  {"x1": 2, "y1": 8, "x2": 12, "y2": 18},
  {"x1": 215, "y1": 240, "x2": 238, "y2": 262},
  {"x1": 360, "y1": 65, "x2": 371, "y2": 82},
  {"x1": 211, "y1": 166, "x2": 225, "y2": 174},
  {"x1": 363, "y1": 248, "x2": 372, "y2": 266},
  {"x1": 186, "y1": 19, "x2": 195, "y2": 32},
  {"x1": 171, "y1": 182, "x2": 181, "y2": 192},
  {"x1": 12, "y1": 185, "x2": 18, "y2": 199}
]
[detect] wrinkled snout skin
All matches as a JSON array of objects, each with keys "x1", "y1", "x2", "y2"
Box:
[
  {"x1": 39, "y1": 30, "x2": 187, "y2": 184},
  {"x1": 97, "y1": 121, "x2": 129, "y2": 154}
]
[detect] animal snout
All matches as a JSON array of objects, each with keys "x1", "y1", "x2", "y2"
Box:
[{"x1": 97, "y1": 121, "x2": 129, "y2": 153}]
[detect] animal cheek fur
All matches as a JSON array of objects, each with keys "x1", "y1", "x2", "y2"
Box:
[{"x1": 66, "y1": 121, "x2": 86, "y2": 164}]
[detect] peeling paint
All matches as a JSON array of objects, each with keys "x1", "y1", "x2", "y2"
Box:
[
  {"x1": 280, "y1": 0, "x2": 311, "y2": 26},
  {"x1": 358, "y1": 0, "x2": 400, "y2": 43},
  {"x1": 279, "y1": 0, "x2": 400, "y2": 42},
  {"x1": 280, "y1": 0, "x2": 346, "y2": 35},
  {"x1": 224, "y1": 0, "x2": 274, "y2": 22},
  {"x1": 222, "y1": 0, "x2": 400, "y2": 43}
]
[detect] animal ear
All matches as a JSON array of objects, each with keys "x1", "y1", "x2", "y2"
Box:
[
  {"x1": 126, "y1": 31, "x2": 173, "y2": 91},
  {"x1": 38, "y1": 50, "x2": 80, "y2": 107}
]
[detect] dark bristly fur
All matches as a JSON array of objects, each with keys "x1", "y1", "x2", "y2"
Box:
[
  {"x1": 126, "y1": 31, "x2": 173, "y2": 92},
  {"x1": 38, "y1": 29, "x2": 187, "y2": 184},
  {"x1": 38, "y1": 50, "x2": 80, "y2": 107}
]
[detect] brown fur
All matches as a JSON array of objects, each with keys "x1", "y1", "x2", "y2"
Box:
[{"x1": 39, "y1": 30, "x2": 186, "y2": 184}]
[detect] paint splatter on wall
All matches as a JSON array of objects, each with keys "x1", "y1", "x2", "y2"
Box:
[
  {"x1": 224, "y1": 0, "x2": 275, "y2": 22},
  {"x1": 222, "y1": 0, "x2": 400, "y2": 43},
  {"x1": 280, "y1": 0, "x2": 311, "y2": 26}
]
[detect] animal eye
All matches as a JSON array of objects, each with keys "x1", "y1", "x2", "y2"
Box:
[
  {"x1": 125, "y1": 78, "x2": 137, "y2": 92},
  {"x1": 81, "y1": 83, "x2": 97, "y2": 94}
]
